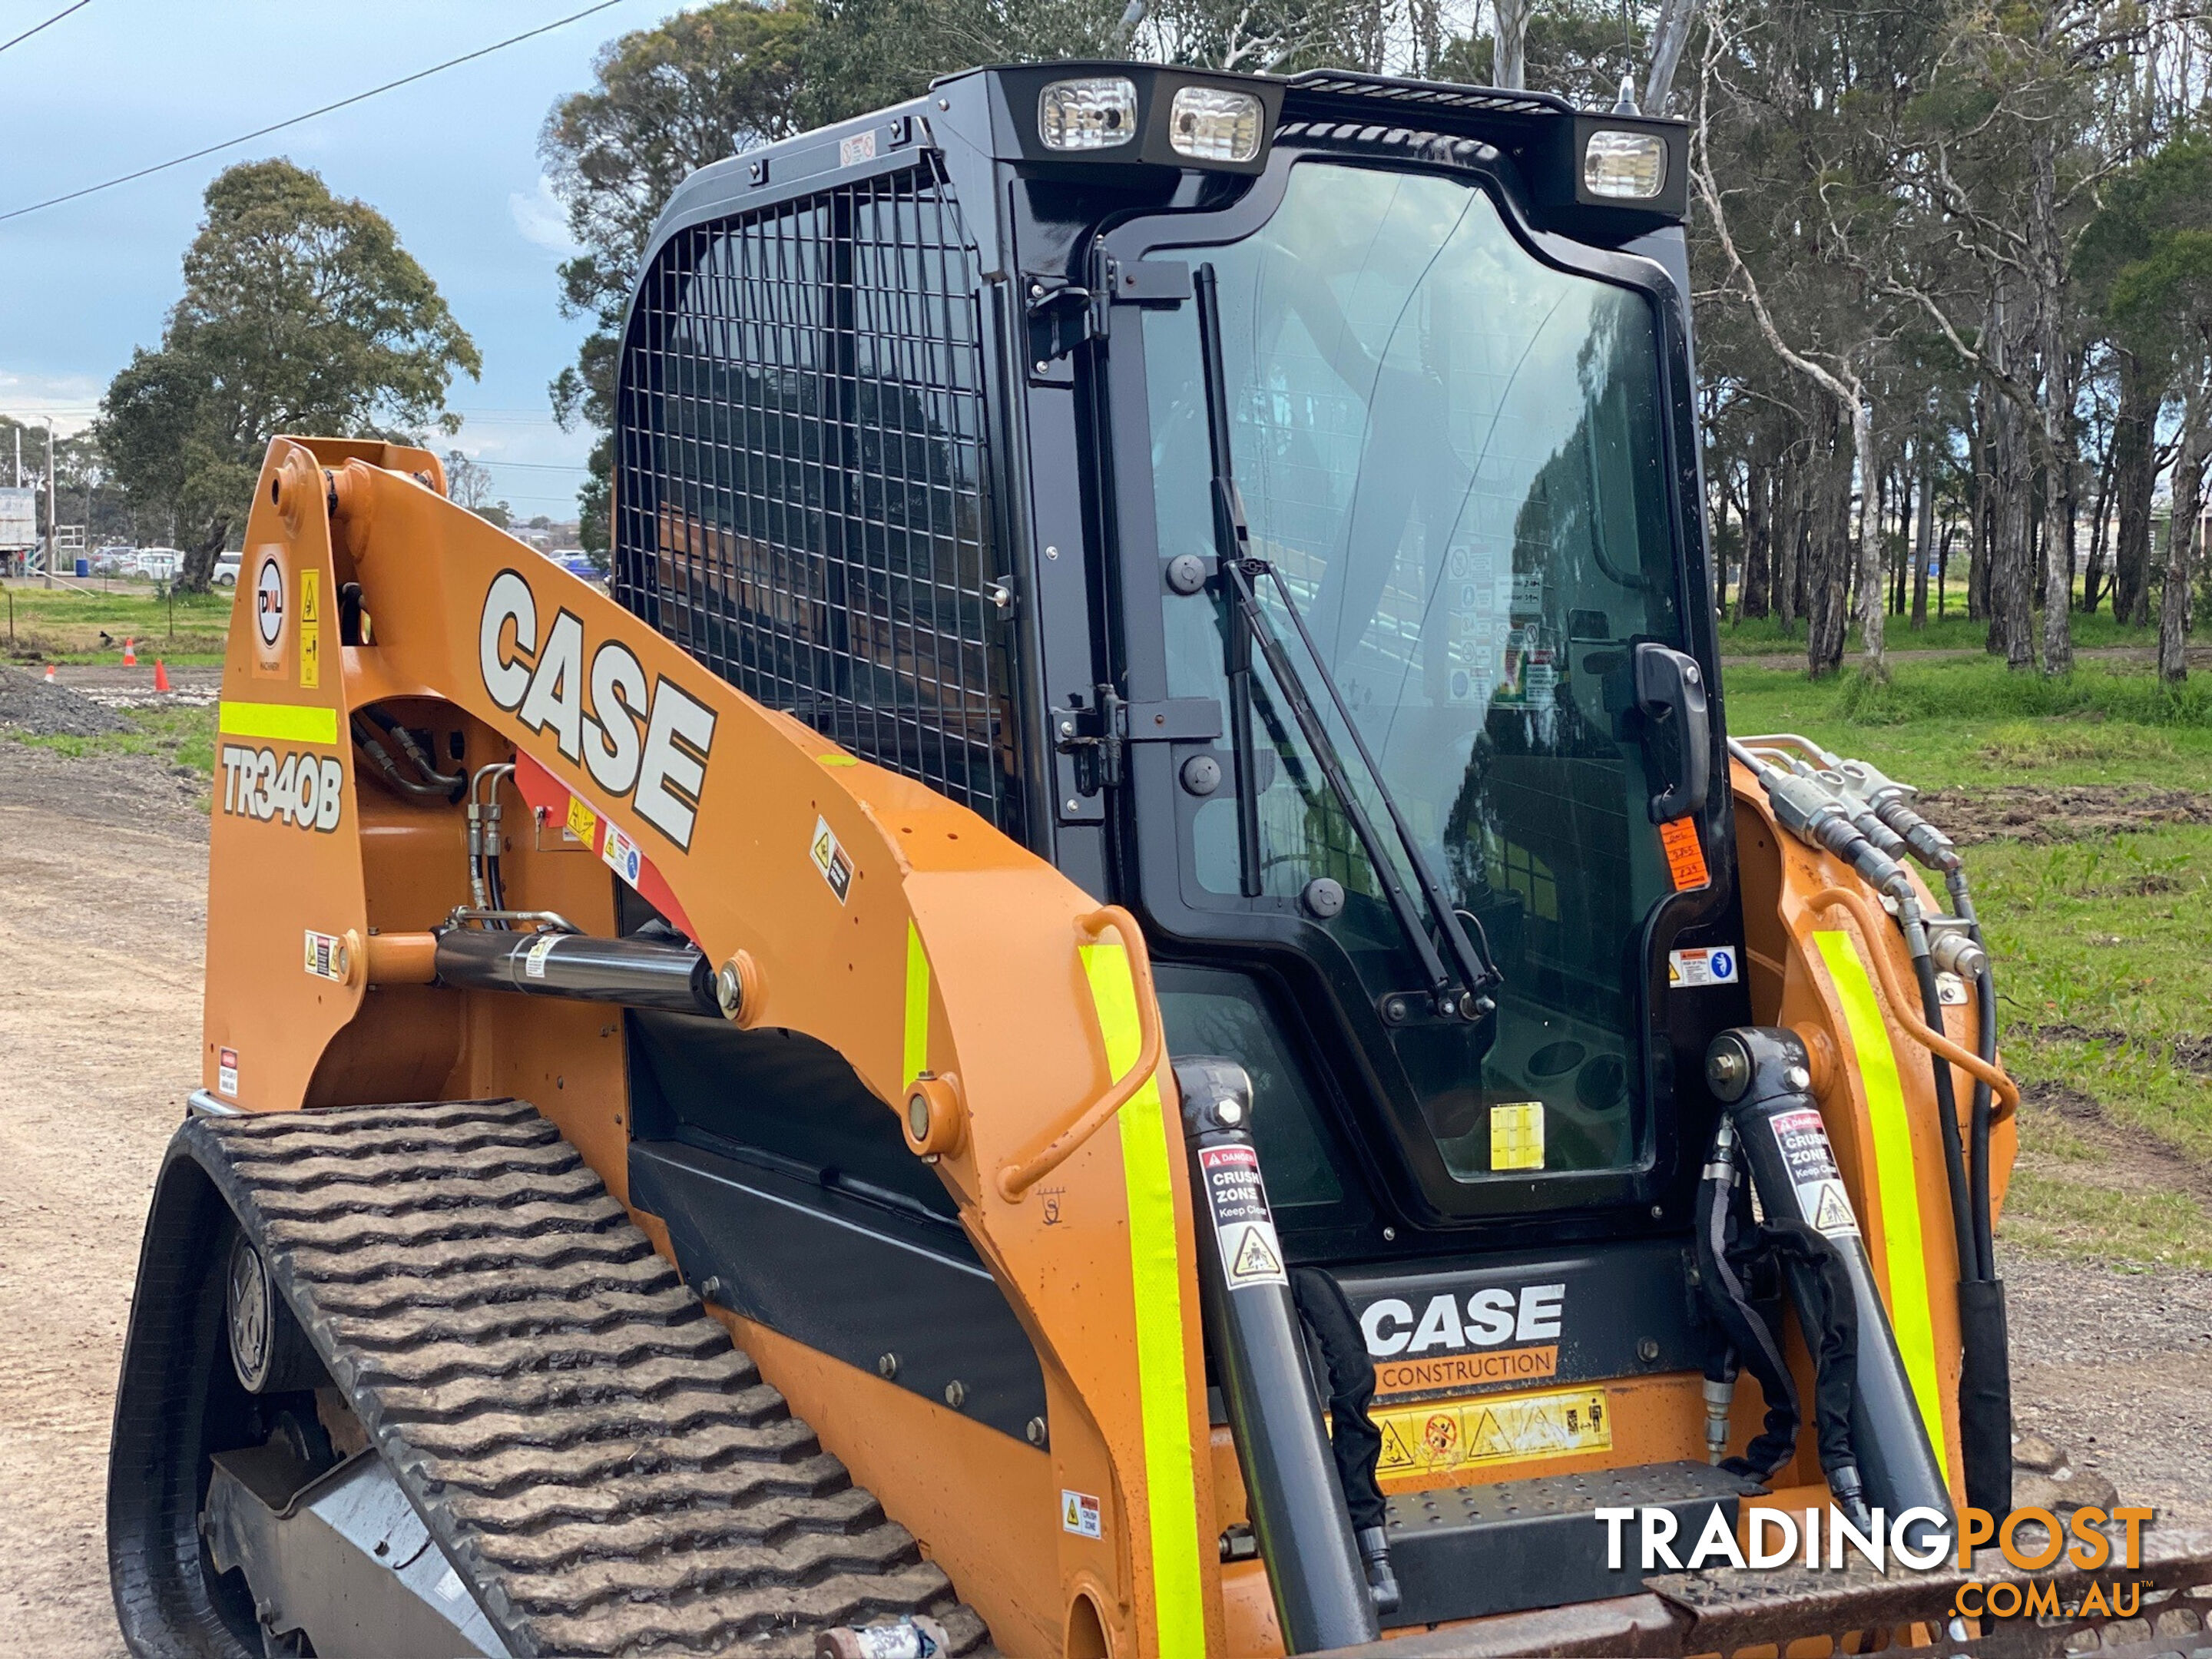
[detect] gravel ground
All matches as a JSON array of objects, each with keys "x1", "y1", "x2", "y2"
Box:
[
  {"x1": 0, "y1": 665, "x2": 131, "y2": 737},
  {"x1": 2002, "y1": 1254, "x2": 2212, "y2": 1528},
  {"x1": 0, "y1": 749, "x2": 205, "y2": 1656}
]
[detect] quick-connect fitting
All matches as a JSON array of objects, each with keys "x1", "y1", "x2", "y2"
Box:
[
  {"x1": 1703, "y1": 1375, "x2": 1737, "y2": 1466},
  {"x1": 1927, "y1": 918, "x2": 1988, "y2": 979}
]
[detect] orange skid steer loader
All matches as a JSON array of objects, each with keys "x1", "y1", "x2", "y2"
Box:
[{"x1": 105, "y1": 61, "x2": 2210, "y2": 1659}]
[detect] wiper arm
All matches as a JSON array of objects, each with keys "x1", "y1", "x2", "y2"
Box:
[{"x1": 1194, "y1": 263, "x2": 1502, "y2": 1020}]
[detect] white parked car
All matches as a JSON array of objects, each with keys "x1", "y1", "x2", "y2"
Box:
[
  {"x1": 213, "y1": 551, "x2": 241, "y2": 586},
  {"x1": 131, "y1": 548, "x2": 184, "y2": 581}
]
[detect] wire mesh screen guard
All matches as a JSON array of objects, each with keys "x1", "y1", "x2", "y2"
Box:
[{"x1": 615, "y1": 160, "x2": 1022, "y2": 838}]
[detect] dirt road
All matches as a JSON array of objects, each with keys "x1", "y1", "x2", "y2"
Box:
[
  {"x1": 1, "y1": 737, "x2": 2207, "y2": 1657},
  {"x1": 0, "y1": 745, "x2": 206, "y2": 1657}
]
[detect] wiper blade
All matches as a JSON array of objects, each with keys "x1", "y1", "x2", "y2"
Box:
[{"x1": 1193, "y1": 263, "x2": 1502, "y2": 1018}]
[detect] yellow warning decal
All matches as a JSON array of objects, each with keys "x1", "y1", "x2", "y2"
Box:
[
  {"x1": 298, "y1": 567, "x2": 321, "y2": 689},
  {"x1": 566, "y1": 793, "x2": 600, "y2": 848},
  {"x1": 1374, "y1": 1385, "x2": 1611, "y2": 1479}
]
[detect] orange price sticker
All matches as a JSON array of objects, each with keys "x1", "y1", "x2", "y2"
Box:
[{"x1": 1658, "y1": 816, "x2": 1710, "y2": 891}]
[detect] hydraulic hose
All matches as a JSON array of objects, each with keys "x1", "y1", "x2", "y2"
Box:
[
  {"x1": 1909, "y1": 950, "x2": 1979, "y2": 1283},
  {"x1": 1806, "y1": 889, "x2": 2018, "y2": 1114}
]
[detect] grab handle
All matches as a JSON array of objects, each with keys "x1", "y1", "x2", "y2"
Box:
[{"x1": 995, "y1": 906, "x2": 1165, "y2": 1201}]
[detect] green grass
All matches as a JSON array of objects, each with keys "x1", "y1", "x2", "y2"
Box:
[
  {"x1": 10, "y1": 703, "x2": 217, "y2": 779},
  {"x1": 1719, "y1": 606, "x2": 2144, "y2": 657},
  {"x1": 0, "y1": 581, "x2": 232, "y2": 664},
  {"x1": 1721, "y1": 655, "x2": 2212, "y2": 790},
  {"x1": 1972, "y1": 827, "x2": 2212, "y2": 1160},
  {"x1": 1728, "y1": 647, "x2": 2212, "y2": 1264},
  {"x1": 1999, "y1": 1169, "x2": 2212, "y2": 1271}
]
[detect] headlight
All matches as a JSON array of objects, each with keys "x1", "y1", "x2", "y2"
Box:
[
  {"x1": 1038, "y1": 77, "x2": 1138, "y2": 151},
  {"x1": 1583, "y1": 130, "x2": 1667, "y2": 200},
  {"x1": 1168, "y1": 85, "x2": 1264, "y2": 164}
]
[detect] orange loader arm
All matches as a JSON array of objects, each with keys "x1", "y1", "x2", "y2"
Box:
[{"x1": 202, "y1": 437, "x2": 1227, "y2": 1658}]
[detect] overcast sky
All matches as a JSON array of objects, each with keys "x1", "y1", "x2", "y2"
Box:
[{"x1": 0, "y1": 0, "x2": 701, "y2": 522}]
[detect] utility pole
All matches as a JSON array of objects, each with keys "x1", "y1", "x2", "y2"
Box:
[{"x1": 43, "y1": 421, "x2": 55, "y2": 588}]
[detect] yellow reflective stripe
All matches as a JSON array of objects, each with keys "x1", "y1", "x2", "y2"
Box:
[
  {"x1": 1814, "y1": 930, "x2": 1949, "y2": 1472},
  {"x1": 903, "y1": 922, "x2": 930, "y2": 1089},
  {"x1": 1081, "y1": 942, "x2": 1205, "y2": 1659},
  {"x1": 219, "y1": 700, "x2": 338, "y2": 747}
]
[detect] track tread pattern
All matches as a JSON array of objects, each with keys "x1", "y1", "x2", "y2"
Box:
[{"x1": 195, "y1": 1098, "x2": 990, "y2": 1659}]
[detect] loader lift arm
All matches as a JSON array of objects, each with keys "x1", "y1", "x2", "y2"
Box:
[{"x1": 169, "y1": 436, "x2": 1226, "y2": 1658}]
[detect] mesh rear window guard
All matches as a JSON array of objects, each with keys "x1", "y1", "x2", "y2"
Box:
[{"x1": 614, "y1": 158, "x2": 1023, "y2": 839}]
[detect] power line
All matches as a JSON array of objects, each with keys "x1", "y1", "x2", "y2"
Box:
[
  {"x1": 0, "y1": 0, "x2": 91, "y2": 57},
  {"x1": 0, "y1": 0, "x2": 636, "y2": 224}
]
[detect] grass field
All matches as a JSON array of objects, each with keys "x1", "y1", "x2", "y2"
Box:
[
  {"x1": 0, "y1": 580, "x2": 233, "y2": 664},
  {"x1": 1719, "y1": 604, "x2": 2147, "y2": 657},
  {"x1": 9, "y1": 702, "x2": 217, "y2": 778},
  {"x1": 1725, "y1": 648, "x2": 2212, "y2": 1268}
]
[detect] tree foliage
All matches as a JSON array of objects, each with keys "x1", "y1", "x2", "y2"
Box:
[{"x1": 98, "y1": 159, "x2": 478, "y2": 588}]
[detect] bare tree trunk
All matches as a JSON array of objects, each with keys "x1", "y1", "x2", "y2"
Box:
[
  {"x1": 1939, "y1": 513, "x2": 1955, "y2": 619},
  {"x1": 1967, "y1": 392, "x2": 1990, "y2": 622},
  {"x1": 2163, "y1": 386, "x2": 2204, "y2": 683},
  {"x1": 2031, "y1": 105, "x2": 2073, "y2": 673},
  {"x1": 1493, "y1": 0, "x2": 1528, "y2": 88},
  {"x1": 1987, "y1": 284, "x2": 2036, "y2": 668},
  {"x1": 1853, "y1": 399, "x2": 1886, "y2": 674},
  {"x1": 1912, "y1": 451, "x2": 1934, "y2": 629},
  {"x1": 2112, "y1": 349, "x2": 2159, "y2": 628},
  {"x1": 2082, "y1": 420, "x2": 2117, "y2": 614},
  {"x1": 1808, "y1": 409, "x2": 1855, "y2": 676},
  {"x1": 1644, "y1": 0, "x2": 1698, "y2": 112},
  {"x1": 178, "y1": 519, "x2": 227, "y2": 594},
  {"x1": 1777, "y1": 443, "x2": 1803, "y2": 631},
  {"x1": 1740, "y1": 437, "x2": 1773, "y2": 620}
]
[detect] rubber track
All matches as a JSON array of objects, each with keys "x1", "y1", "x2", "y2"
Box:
[{"x1": 190, "y1": 1098, "x2": 992, "y2": 1659}]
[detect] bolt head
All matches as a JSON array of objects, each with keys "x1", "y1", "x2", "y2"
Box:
[
  {"x1": 1213, "y1": 1097, "x2": 1245, "y2": 1128},
  {"x1": 877, "y1": 1353, "x2": 899, "y2": 1379},
  {"x1": 1637, "y1": 1336, "x2": 1661, "y2": 1363},
  {"x1": 1025, "y1": 1416, "x2": 1048, "y2": 1446},
  {"x1": 1785, "y1": 1065, "x2": 1813, "y2": 1093},
  {"x1": 944, "y1": 1379, "x2": 967, "y2": 1409}
]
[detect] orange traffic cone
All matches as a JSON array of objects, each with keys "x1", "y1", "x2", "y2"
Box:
[
  {"x1": 121, "y1": 637, "x2": 137, "y2": 666},
  {"x1": 153, "y1": 659, "x2": 172, "y2": 694},
  {"x1": 42, "y1": 664, "x2": 56, "y2": 683}
]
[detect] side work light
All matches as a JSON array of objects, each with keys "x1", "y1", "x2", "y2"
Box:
[
  {"x1": 1168, "y1": 84, "x2": 1264, "y2": 164},
  {"x1": 1583, "y1": 129, "x2": 1667, "y2": 199},
  {"x1": 1038, "y1": 77, "x2": 1138, "y2": 151}
]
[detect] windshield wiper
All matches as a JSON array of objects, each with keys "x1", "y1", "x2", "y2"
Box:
[{"x1": 1193, "y1": 263, "x2": 1502, "y2": 1022}]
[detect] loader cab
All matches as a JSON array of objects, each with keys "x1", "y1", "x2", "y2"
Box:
[{"x1": 611, "y1": 63, "x2": 1747, "y2": 1268}]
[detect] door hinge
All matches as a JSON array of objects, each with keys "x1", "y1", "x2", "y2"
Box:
[
  {"x1": 1025, "y1": 273, "x2": 1094, "y2": 366},
  {"x1": 1052, "y1": 687, "x2": 1222, "y2": 790}
]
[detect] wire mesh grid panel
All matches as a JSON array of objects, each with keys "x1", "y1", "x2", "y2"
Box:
[{"x1": 614, "y1": 161, "x2": 1021, "y2": 836}]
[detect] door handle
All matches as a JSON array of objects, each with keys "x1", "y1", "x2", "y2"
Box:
[{"x1": 1633, "y1": 642, "x2": 1710, "y2": 823}]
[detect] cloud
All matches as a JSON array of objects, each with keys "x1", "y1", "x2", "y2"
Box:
[
  {"x1": 510, "y1": 176, "x2": 578, "y2": 254},
  {"x1": 0, "y1": 369, "x2": 108, "y2": 435}
]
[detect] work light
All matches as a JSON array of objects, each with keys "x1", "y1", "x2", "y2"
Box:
[
  {"x1": 1582, "y1": 129, "x2": 1667, "y2": 199},
  {"x1": 1167, "y1": 84, "x2": 1265, "y2": 164},
  {"x1": 1038, "y1": 77, "x2": 1139, "y2": 151}
]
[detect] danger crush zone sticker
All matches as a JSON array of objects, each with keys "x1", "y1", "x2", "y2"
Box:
[
  {"x1": 1198, "y1": 1143, "x2": 1287, "y2": 1289},
  {"x1": 1770, "y1": 1107, "x2": 1861, "y2": 1238}
]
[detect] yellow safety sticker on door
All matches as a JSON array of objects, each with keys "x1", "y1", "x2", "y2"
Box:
[
  {"x1": 1374, "y1": 1385, "x2": 1611, "y2": 1479},
  {"x1": 1490, "y1": 1101, "x2": 1545, "y2": 1171}
]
